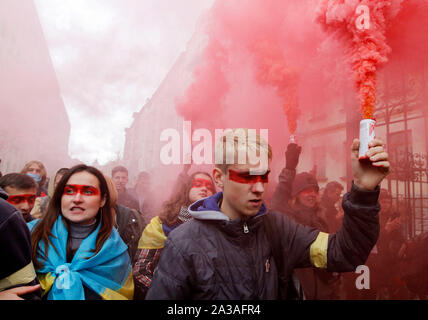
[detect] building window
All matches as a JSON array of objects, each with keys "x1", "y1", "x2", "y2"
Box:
[
  {"x1": 312, "y1": 146, "x2": 326, "y2": 180},
  {"x1": 389, "y1": 130, "x2": 412, "y2": 181}
]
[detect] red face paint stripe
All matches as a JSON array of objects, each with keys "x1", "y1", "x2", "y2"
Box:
[
  {"x1": 63, "y1": 184, "x2": 100, "y2": 196},
  {"x1": 7, "y1": 194, "x2": 37, "y2": 205},
  {"x1": 228, "y1": 169, "x2": 269, "y2": 184},
  {"x1": 192, "y1": 178, "x2": 215, "y2": 193}
]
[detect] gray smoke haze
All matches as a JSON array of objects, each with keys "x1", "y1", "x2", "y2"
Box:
[{"x1": 34, "y1": 0, "x2": 214, "y2": 165}]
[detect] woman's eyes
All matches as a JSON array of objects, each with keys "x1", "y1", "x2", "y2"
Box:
[
  {"x1": 82, "y1": 188, "x2": 94, "y2": 195},
  {"x1": 64, "y1": 186, "x2": 96, "y2": 195},
  {"x1": 65, "y1": 188, "x2": 76, "y2": 194},
  {"x1": 193, "y1": 180, "x2": 214, "y2": 190}
]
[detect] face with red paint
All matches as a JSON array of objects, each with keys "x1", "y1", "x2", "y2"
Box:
[
  {"x1": 188, "y1": 173, "x2": 215, "y2": 203},
  {"x1": 5, "y1": 186, "x2": 37, "y2": 219},
  {"x1": 213, "y1": 160, "x2": 270, "y2": 220},
  {"x1": 61, "y1": 171, "x2": 106, "y2": 225},
  {"x1": 296, "y1": 186, "x2": 319, "y2": 209}
]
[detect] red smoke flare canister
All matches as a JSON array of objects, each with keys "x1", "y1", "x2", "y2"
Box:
[{"x1": 358, "y1": 119, "x2": 376, "y2": 160}]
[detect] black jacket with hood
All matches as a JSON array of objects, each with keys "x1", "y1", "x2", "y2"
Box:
[
  {"x1": 0, "y1": 187, "x2": 41, "y2": 299},
  {"x1": 146, "y1": 182, "x2": 380, "y2": 300},
  {"x1": 270, "y1": 167, "x2": 340, "y2": 299}
]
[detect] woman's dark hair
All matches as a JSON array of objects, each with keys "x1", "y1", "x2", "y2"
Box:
[
  {"x1": 31, "y1": 164, "x2": 113, "y2": 269},
  {"x1": 159, "y1": 171, "x2": 214, "y2": 226},
  {"x1": 56, "y1": 167, "x2": 70, "y2": 177}
]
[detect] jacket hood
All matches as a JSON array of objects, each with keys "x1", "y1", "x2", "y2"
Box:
[
  {"x1": 0, "y1": 187, "x2": 8, "y2": 200},
  {"x1": 189, "y1": 192, "x2": 267, "y2": 221}
]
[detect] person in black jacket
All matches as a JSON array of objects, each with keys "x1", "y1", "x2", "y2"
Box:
[
  {"x1": 0, "y1": 187, "x2": 41, "y2": 300},
  {"x1": 146, "y1": 128, "x2": 390, "y2": 300},
  {"x1": 111, "y1": 166, "x2": 139, "y2": 211},
  {"x1": 270, "y1": 144, "x2": 341, "y2": 299},
  {"x1": 104, "y1": 174, "x2": 145, "y2": 264}
]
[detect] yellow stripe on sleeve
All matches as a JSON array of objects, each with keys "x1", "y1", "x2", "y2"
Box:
[
  {"x1": 0, "y1": 262, "x2": 37, "y2": 291},
  {"x1": 310, "y1": 231, "x2": 329, "y2": 269}
]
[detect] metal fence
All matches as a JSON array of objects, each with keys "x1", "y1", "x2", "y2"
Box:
[{"x1": 374, "y1": 67, "x2": 428, "y2": 238}]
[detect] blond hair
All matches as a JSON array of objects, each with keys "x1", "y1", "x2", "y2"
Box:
[
  {"x1": 21, "y1": 160, "x2": 47, "y2": 186},
  {"x1": 214, "y1": 128, "x2": 272, "y2": 173}
]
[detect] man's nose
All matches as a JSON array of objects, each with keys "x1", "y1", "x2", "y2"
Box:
[
  {"x1": 251, "y1": 181, "x2": 265, "y2": 193},
  {"x1": 19, "y1": 202, "x2": 30, "y2": 212}
]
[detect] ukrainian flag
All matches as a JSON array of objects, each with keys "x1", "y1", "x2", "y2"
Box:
[{"x1": 28, "y1": 215, "x2": 134, "y2": 300}]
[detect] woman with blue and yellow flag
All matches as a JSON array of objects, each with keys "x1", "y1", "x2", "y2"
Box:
[{"x1": 28, "y1": 164, "x2": 134, "y2": 300}]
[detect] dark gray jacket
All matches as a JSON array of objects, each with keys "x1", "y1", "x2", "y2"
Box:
[
  {"x1": 0, "y1": 188, "x2": 41, "y2": 299},
  {"x1": 115, "y1": 203, "x2": 146, "y2": 264},
  {"x1": 146, "y1": 183, "x2": 380, "y2": 300}
]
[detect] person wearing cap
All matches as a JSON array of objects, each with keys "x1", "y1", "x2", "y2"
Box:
[
  {"x1": 271, "y1": 143, "x2": 340, "y2": 299},
  {"x1": 271, "y1": 144, "x2": 328, "y2": 231},
  {"x1": 320, "y1": 181, "x2": 345, "y2": 233}
]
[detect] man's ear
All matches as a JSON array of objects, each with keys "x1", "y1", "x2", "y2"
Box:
[{"x1": 213, "y1": 167, "x2": 225, "y2": 190}]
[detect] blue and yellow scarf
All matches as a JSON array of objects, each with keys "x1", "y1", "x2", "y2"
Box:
[{"x1": 28, "y1": 215, "x2": 134, "y2": 300}]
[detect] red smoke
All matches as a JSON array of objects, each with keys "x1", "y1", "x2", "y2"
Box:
[
  {"x1": 172, "y1": 0, "x2": 428, "y2": 176},
  {"x1": 175, "y1": 0, "x2": 307, "y2": 143},
  {"x1": 317, "y1": 0, "x2": 404, "y2": 119},
  {"x1": 175, "y1": 38, "x2": 229, "y2": 130},
  {"x1": 251, "y1": 39, "x2": 300, "y2": 134}
]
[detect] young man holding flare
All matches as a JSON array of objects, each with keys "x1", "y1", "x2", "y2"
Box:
[{"x1": 146, "y1": 128, "x2": 389, "y2": 300}]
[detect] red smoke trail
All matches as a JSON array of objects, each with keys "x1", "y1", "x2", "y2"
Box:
[
  {"x1": 176, "y1": 0, "x2": 302, "y2": 137},
  {"x1": 175, "y1": 37, "x2": 229, "y2": 131},
  {"x1": 251, "y1": 39, "x2": 300, "y2": 134},
  {"x1": 317, "y1": 0, "x2": 404, "y2": 119},
  {"x1": 170, "y1": 0, "x2": 428, "y2": 193}
]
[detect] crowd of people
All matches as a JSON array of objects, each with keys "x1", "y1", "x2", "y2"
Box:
[{"x1": 1, "y1": 128, "x2": 427, "y2": 300}]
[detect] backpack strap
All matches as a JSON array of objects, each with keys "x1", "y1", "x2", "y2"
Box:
[{"x1": 263, "y1": 213, "x2": 305, "y2": 300}]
